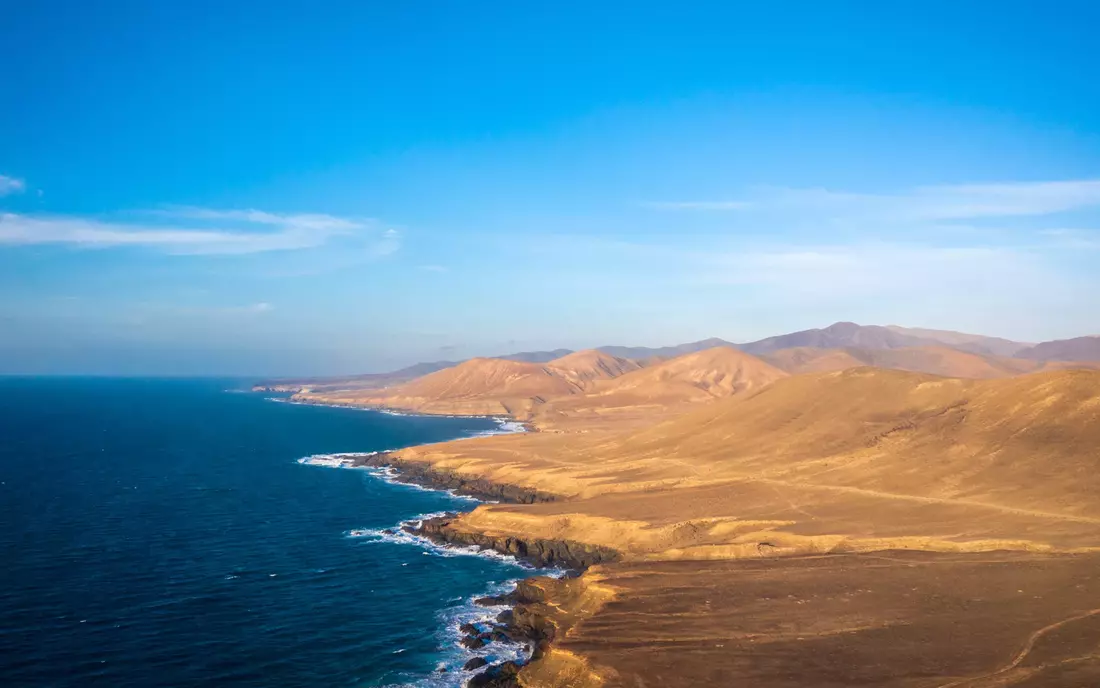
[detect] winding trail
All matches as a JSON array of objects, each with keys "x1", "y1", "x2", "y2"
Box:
[{"x1": 936, "y1": 608, "x2": 1100, "y2": 687}]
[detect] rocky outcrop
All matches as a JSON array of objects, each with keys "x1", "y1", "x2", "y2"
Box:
[
  {"x1": 413, "y1": 516, "x2": 620, "y2": 569},
  {"x1": 352, "y1": 453, "x2": 557, "y2": 504},
  {"x1": 352, "y1": 455, "x2": 612, "y2": 685},
  {"x1": 457, "y1": 577, "x2": 565, "y2": 687}
]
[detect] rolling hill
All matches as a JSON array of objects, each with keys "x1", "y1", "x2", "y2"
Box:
[
  {"x1": 375, "y1": 362, "x2": 1100, "y2": 688},
  {"x1": 532, "y1": 347, "x2": 788, "y2": 430},
  {"x1": 1016, "y1": 335, "x2": 1100, "y2": 361},
  {"x1": 763, "y1": 344, "x2": 1030, "y2": 378},
  {"x1": 294, "y1": 349, "x2": 647, "y2": 418},
  {"x1": 884, "y1": 324, "x2": 1029, "y2": 356}
]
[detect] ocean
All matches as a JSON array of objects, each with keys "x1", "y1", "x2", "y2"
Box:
[{"x1": 0, "y1": 377, "x2": 536, "y2": 687}]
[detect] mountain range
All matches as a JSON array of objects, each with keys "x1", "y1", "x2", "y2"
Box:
[{"x1": 254, "y1": 322, "x2": 1100, "y2": 391}]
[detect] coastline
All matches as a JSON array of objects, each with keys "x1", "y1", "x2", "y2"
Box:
[
  {"x1": 269, "y1": 394, "x2": 536, "y2": 435},
  {"x1": 299, "y1": 444, "x2": 596, "y2": 687}
]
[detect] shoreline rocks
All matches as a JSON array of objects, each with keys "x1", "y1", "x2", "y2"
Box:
[
  {"x1": 358, "y1": 454, "x2": 616, "y2": 686},
  {"x1": 352, "y1": 453, "x2": 558, "y2": 504},
  {"x1": 457, "y1": 577, "x2": 564, "y2": 687},
  {"x1": 413, "y1": 515, "x2": 620, "y2": 569}
]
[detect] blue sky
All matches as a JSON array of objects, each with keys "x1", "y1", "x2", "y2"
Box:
[{"x1": 2, "y1": 1, "x2": 1099, "y2": 375}]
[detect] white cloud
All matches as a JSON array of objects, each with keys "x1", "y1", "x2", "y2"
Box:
[
  {"x1": 644, "y1": 201, "x2": 753, "y2": 211},
  {"x1": 0, "y1": 175, "x2": 26, "y2": 196},
  {"x1": 651, "y1": 179, "x2": 1100, "y2": 221},
  {"x1": 0, "y1": 207, "x2": 399, "y2": 256}
]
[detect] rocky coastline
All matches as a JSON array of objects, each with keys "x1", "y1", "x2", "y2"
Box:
[
  {"x1": 413, "y1": 515, "x2": 620, "y2": 570},
  {"x1": 352, "y1": 452, "x2": 558, "y2": 504},
  {"x1": 359, "y1": 453, "x2": 616, "y2": 687}
]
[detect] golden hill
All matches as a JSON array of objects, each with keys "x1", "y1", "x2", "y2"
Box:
[
  {"x1": 763, "y1": 344, "x2": 1100, "y2": 378},
  {"x1": 544, "y1": 349, "x2": 642, "y2": 389},
  {"x1": 377, "y1": 366, "x2": 1100, "y2": 687},
  {"x1": 533, "y1": 346, "x2": 788, "y2": 430},
  {"x1": 296, "y1": 346, "x2": 786, "y2": 425},
  {"x1": 395, "y1": 367, "x2": 1100, "y2": 558},
  {"x1": 295, "y1": 357, "x2": 580, "y2": 416}
]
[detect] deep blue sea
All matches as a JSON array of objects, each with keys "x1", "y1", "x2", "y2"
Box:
[{"x1": 0, "y1": 378, "x2": 535, "y2": 687}]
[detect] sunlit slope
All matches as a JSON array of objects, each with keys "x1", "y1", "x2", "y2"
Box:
[
  {"x1": 295, "y1": 357, "x2": 578, "y2": 416},
  {"x1": 534, "y1": 347, "x2": 787, "y2": 429},
  {"x1": 544, "y1": 349, "x2": 642, "y2": 389},
  {"x1": 397, "y1": 367, "x2": 1100, "y2": 556},
  {"x1": 762, "y1": 344, "x2": 1094, "y2": 378},
  {"x1": 295, "y1": 350, "x2": 643, "y2": 417}
]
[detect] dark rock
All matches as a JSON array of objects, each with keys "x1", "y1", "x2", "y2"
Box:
[
  {"x1": 459, "y1": 622, "x2": 479, "y2": 635},
  {"x1": 467, "y1": 660, "x2": 522, "y2": 688},
  {"x1": 460, "y1": 635, "x2": 488, "y2": 649},
  {"x1": 463, "y1": 657, "x2": 489, "y2": 671},
  {"x1": 414, "y1": 517, "x2": 620, "y2": 569},
  {"x1": 350, "y1": 453, "x2": 556, "y2": 504}
]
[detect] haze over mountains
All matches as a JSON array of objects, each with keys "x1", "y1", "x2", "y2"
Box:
[{"x1": 257, "y1": 321, "x2": 1100, "y2": 393}]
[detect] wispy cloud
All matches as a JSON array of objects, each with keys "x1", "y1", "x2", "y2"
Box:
[
  {"x1": 650, "y1": 179, "x2": 1100, "y2": 221},
  {"x1": 644, "y1": 201, "x2": 753, "y2": 211},
  {"x1": 0, "y1": 175, "x2": 25, "y2": 196},
  {"x1": 419, "y1": 264, "x2": 448, "y2": 273},
  {"x1": 0, "y1": 207, "x2": 400, "y2": 256}
]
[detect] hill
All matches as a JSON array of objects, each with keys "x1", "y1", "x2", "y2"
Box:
[
  {"x1": 294, "y1": 357, "x2": 581, "y2": 416},
  {"x1": 251, "y1": 360, "x2": 455, "y2": 392},
  {"x1": 1017, "y1": 335, "x2": 1100, "y2": 361},
  {"x1": 498, "y1": 348, "x2": 575, "y2": 363},
  {"x1": 544, "y1": 349, "x2": 642, "y2": 388},
  {"x1": 295, "y1": 350, "x2": 648, "y2": 418},
  {"x1": 588, "y1": 346, "x2": 786, "y2": 401},
  {"x1": 884, "y1": 324, "x2": 1029, "y2": 356},
  {"x1": 396, "y1": 366, "x2": 1100, "y2": 558},
  {"x1": 596, "y1": 337, "x2": 737, "y2": 360},
  {"x1": 376, "y1": 367, "x2": 1100, "y2": 687},
  {"x1": 533, "y1": 347, "x2": 788, "y2": 430},
  {"x1": 739, "y1": 321, "x2": 944, "y2": 354},
  {"x1": 763, "y1": 344, "x2": 1031, "y2": 378}
]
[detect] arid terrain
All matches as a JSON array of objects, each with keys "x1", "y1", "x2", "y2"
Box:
[{"x1": 280, "y1": 323, "x2": 1100, "y2": 687}]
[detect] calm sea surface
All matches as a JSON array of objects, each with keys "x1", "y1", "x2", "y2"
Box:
[{"x1": 0, "y1": 377, "x2": 532, "y2": 687}]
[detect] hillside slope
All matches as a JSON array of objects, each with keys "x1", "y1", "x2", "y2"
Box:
[
  {"x1": 1017, "y1": 335, "x2": 1100, "y2": 361},
  {"x1": 535, "y1": 347, "x2": 787, "y2": 429},
  {"x1": 295, "y1": 350, "x2": 647, "y2": 418},
  {"x1": 294, "y1": 357, "x2": 581, "y2": 416},
  {"x1": 763, "y1": 345, "x2": 1027, "y2": 378},
  {"x1": 395, "y1": 367, "x2": 1100, "y2": 558},
  {"x1": 544, "y1": 350, "x2": 642, "y2": 389},
  {"x1": 884, "y1": 324, "x2": 1029, "y2": 356}
]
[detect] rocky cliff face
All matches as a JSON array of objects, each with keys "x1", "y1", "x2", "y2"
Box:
[
  {"x1": 413, "y1": 515, "x2": 621, "y2": 569},
  {"x1": 352, "y1": 453, "x2": 558, "y2": 504}
]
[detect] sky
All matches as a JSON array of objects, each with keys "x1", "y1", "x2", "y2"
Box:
[{"x1": 2, "y1": 1, "x2": 1099, "y2": 375}]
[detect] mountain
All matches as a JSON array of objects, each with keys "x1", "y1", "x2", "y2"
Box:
[
  {"x1": 739, "y1": 321, "x2": 947, "y2": 354},
  {"x1": 543, "y1": 349, "x2": 642, "y2": 389},
  {"x1": 296, "y1": 357, "x2": 583, "y2": 416},
  {"x1": 763, "y1": 345, "x2": 1035, "y2": 379},
  {"x1": 388, "y1": 365, "x2": 1100, "y2": 688},
  {"x1": 594, "y1": 346, "x2": 787, "y2": 400},
  {"x1": 883, "y1": 325, "x2": 1029, "y2": 357},
  {"x1": 597, "y1": 337, "x2": 737, "y2": 361},
  {"x1": 497, "y1": 348, "x2": 575, "y2": 363},
  {"x1": 295, "y1": 350, "x2": 648, "y2": 418},
  {"x1": 534, "y1": 347, "x2": 787, "y2": 430},
  {"x1": 251, "y1": 360, "x2": 455, "y2": 392},
  {"x1": 628, "y1": 367, "x2": 1100, "y2": 515},
  {"x1": 1016, "y1": 335, "x2": 1100, "y2": 362}
]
